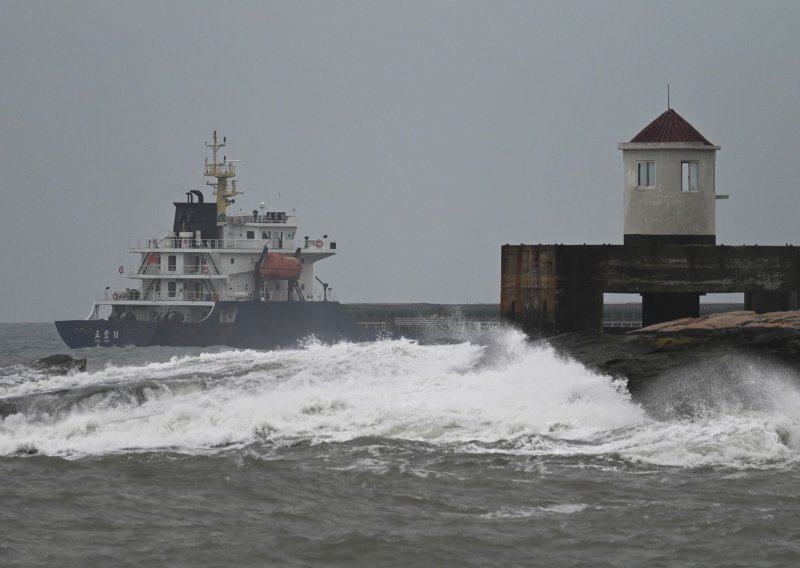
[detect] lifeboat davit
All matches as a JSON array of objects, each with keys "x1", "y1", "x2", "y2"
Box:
[{"x1": 259, "y1": 252, "x2": 302, "y2": 280}]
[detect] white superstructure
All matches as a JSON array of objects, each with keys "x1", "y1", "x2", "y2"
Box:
[{"x1": 90, "y1": 132, "x2": 336, "y2": 324}]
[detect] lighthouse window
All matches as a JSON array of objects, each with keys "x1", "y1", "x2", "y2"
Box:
[
  {"x1": 637, "y1": 162, "x2": 656, "y2": 187},
  {"x1": 682, "y1": 161, "x2": 699, "y2": 192}
]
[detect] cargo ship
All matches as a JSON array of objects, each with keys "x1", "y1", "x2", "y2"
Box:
[{"x1": 56, "y1": 133, "x2": 372, "y2": 348}]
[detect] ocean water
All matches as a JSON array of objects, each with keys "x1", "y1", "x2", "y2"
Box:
[{"x1": 2, "y1": 323, "x2": 800, "y2": 567}]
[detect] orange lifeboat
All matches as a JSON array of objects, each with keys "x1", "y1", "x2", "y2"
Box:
[{"x1": 259, "y1": 252, "x2": 302, "y2": 280}]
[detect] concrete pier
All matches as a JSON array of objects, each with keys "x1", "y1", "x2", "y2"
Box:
[{"x1": 501, "y1": 244, "x2": 800, "y2": 335}]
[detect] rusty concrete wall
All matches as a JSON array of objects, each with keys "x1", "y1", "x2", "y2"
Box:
[
  {"x1": 500, "y1": 245, "x2": 557, "y2": 335},
  {"x1": 501, "y1": 245, "x2": 603, "y2": 335}
]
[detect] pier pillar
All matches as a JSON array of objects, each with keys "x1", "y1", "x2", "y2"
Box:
[
  {"x1": 745, "y1": 290, "x2": 800, "y2": 313},
  {"x1": 641, "y1": 293, "x2": 700, "y2": 328},
  {"x1": 556, "y1": 284, "x2": 604, "y2": 334}
]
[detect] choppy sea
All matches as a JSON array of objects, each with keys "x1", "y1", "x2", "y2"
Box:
[{"x1": 2, "y1": 323, "x2": 800, "y2": 567}]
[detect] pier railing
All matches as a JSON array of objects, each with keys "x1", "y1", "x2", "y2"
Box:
[{"x1": 602, "y1": 321, "x2": 642, "y2": 329}]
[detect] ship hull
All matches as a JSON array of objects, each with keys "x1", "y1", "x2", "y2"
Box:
[
  {"x1": 55, "y1": 319, "x2": 160, "y2": 348},
  {"x1": 55, "y1": 301, "x2": 375, "y2": 349}
]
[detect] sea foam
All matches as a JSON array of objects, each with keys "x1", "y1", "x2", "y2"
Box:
[{"x1": 1, "y1": 329, "x2": 799, "y2": 466}]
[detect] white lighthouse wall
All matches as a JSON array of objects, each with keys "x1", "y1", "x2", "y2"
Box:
[{"x1": 622, "y1": 145, "x2": 717, "y2": 237}]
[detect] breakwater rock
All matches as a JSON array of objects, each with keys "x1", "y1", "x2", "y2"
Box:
[
  {"x1": 548, "y1": 310, "x2": 800, "y2": 397},
  {"x1": 26, "y1": 354, "x2": 87, "y2": 375}
]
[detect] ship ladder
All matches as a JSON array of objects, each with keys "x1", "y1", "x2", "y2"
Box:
[
  {"x1": 141, "y1": 280, "x2": 156, "y2": 301},
  {"x1": 136, "y1": 256, "x2": 150, "y2": 275},
  {"x1": 203, "y1": 253, "x2": 220, "y2": 275},
  {"x1": 201, "y1": 279, "x2": 216, "y2": 300}
]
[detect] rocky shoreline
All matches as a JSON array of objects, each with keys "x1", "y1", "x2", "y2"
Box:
[{"x1": 547, "y1": 310, "x2": 800, "y2": 397}]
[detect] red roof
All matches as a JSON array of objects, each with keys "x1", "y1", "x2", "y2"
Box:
[{"x1": 630, "y1": 109, "x2": 714, "y2": 145}]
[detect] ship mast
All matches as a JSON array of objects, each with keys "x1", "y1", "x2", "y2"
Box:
[{"x1": 204, "y1": 131, "x2": 241, "y2": 219}]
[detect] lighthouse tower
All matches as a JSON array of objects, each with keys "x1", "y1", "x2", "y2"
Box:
[{"x1": 619, "y1": 108, "x2": 721, "y2": 246}]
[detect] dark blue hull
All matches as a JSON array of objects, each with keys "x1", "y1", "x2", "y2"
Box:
[
  {"x1": 55, "y1": 320, "x2": 160, "y2": 348},
  {"x1": 55, "y1": 301, "x2": 375, "y2": 349}
]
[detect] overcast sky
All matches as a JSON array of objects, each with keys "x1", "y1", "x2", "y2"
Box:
[{"x1": 1, "y1": 1, "x2": 799, "y2": 322}]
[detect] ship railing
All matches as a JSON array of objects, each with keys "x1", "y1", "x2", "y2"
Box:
[
  {"x1": 100, "y1": 290, "x2": 326, "y2": 303},
  {"x1": 302, "y1": 239, "x2": 336, "y2": 251},
  {"x1": 205, "y1": 163, "x2": 236, "y2": 177},
  {"x1": 133, "y1": 264, "x2": 221, "y2": 276},
  {"x1": 100, "y1": 290, "x2": 218, "y2": 302},
  {"x1": 222, "y1": 214, "x2": 290, "y2": 224},
  {"x1": 314, "y1": 289, "x2": 338, "y2": 302},
  {"x1": 129, "y1": 238, "x2": 295, "y2": 250}
]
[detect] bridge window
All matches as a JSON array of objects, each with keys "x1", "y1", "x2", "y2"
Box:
[
  {"x1": 168, "y1": 282, "x2": 176, "y2": 298},
  {"x1": 246, "y1": 231, "x2": 255, "y2": 239},
  {"x1": 682, "y1": 161, "x2": 699, "y2": 192},
  {"x1": 167, "y1": 255, "x2": 176, "y2": 272},
  {"x1": 637, "y1": 162, "x2": 656, "y2": 187}
]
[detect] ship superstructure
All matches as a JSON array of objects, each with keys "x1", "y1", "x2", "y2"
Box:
[{"x1": 56, "y1": 133, "x2": 361, "y2": 348}]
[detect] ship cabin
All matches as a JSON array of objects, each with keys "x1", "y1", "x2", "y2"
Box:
[{"x1": 90, "y1": 133, "x2": 337, "y2": 325}]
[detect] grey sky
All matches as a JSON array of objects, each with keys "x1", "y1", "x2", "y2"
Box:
[{"x1": 1, "y1": 1, "x2": 798, "y2": 322}]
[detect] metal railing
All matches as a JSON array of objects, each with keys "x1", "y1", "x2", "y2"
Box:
[
  {"x1": 222, "y1": 214, "x2": 289, "y2": 224},
  {"x1": 129, "y1": 238, "x2": 296, "y2": 251},
  {"x1": 100, "y1": 290, "x2": 326, "y2": 303},
  {"x1": 602, "y1": 321, "x2": 642, "y2": 328},
  {"x1": 101, "y1": 290, "x2": 217, "y2": 302},
  {"x1": 134, "y1": 264, "x2": 220, "y2": 276},
  {"x1": 205, "y1": 163, "x2": 236, "y2": 177},
  {"x1": 393, "y1": 318, "x2": 503, "y2": 329}
]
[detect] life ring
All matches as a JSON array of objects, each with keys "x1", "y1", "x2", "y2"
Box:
[
  {"x1": 118, "y1": 265, "x2": 124, "y2": 274},
  {"x1": 112, "y1": 292, "x2": 118, "y2": 300},
  {"x1": 315, "y1": 239, "x2": 323, "y2": 247}
]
